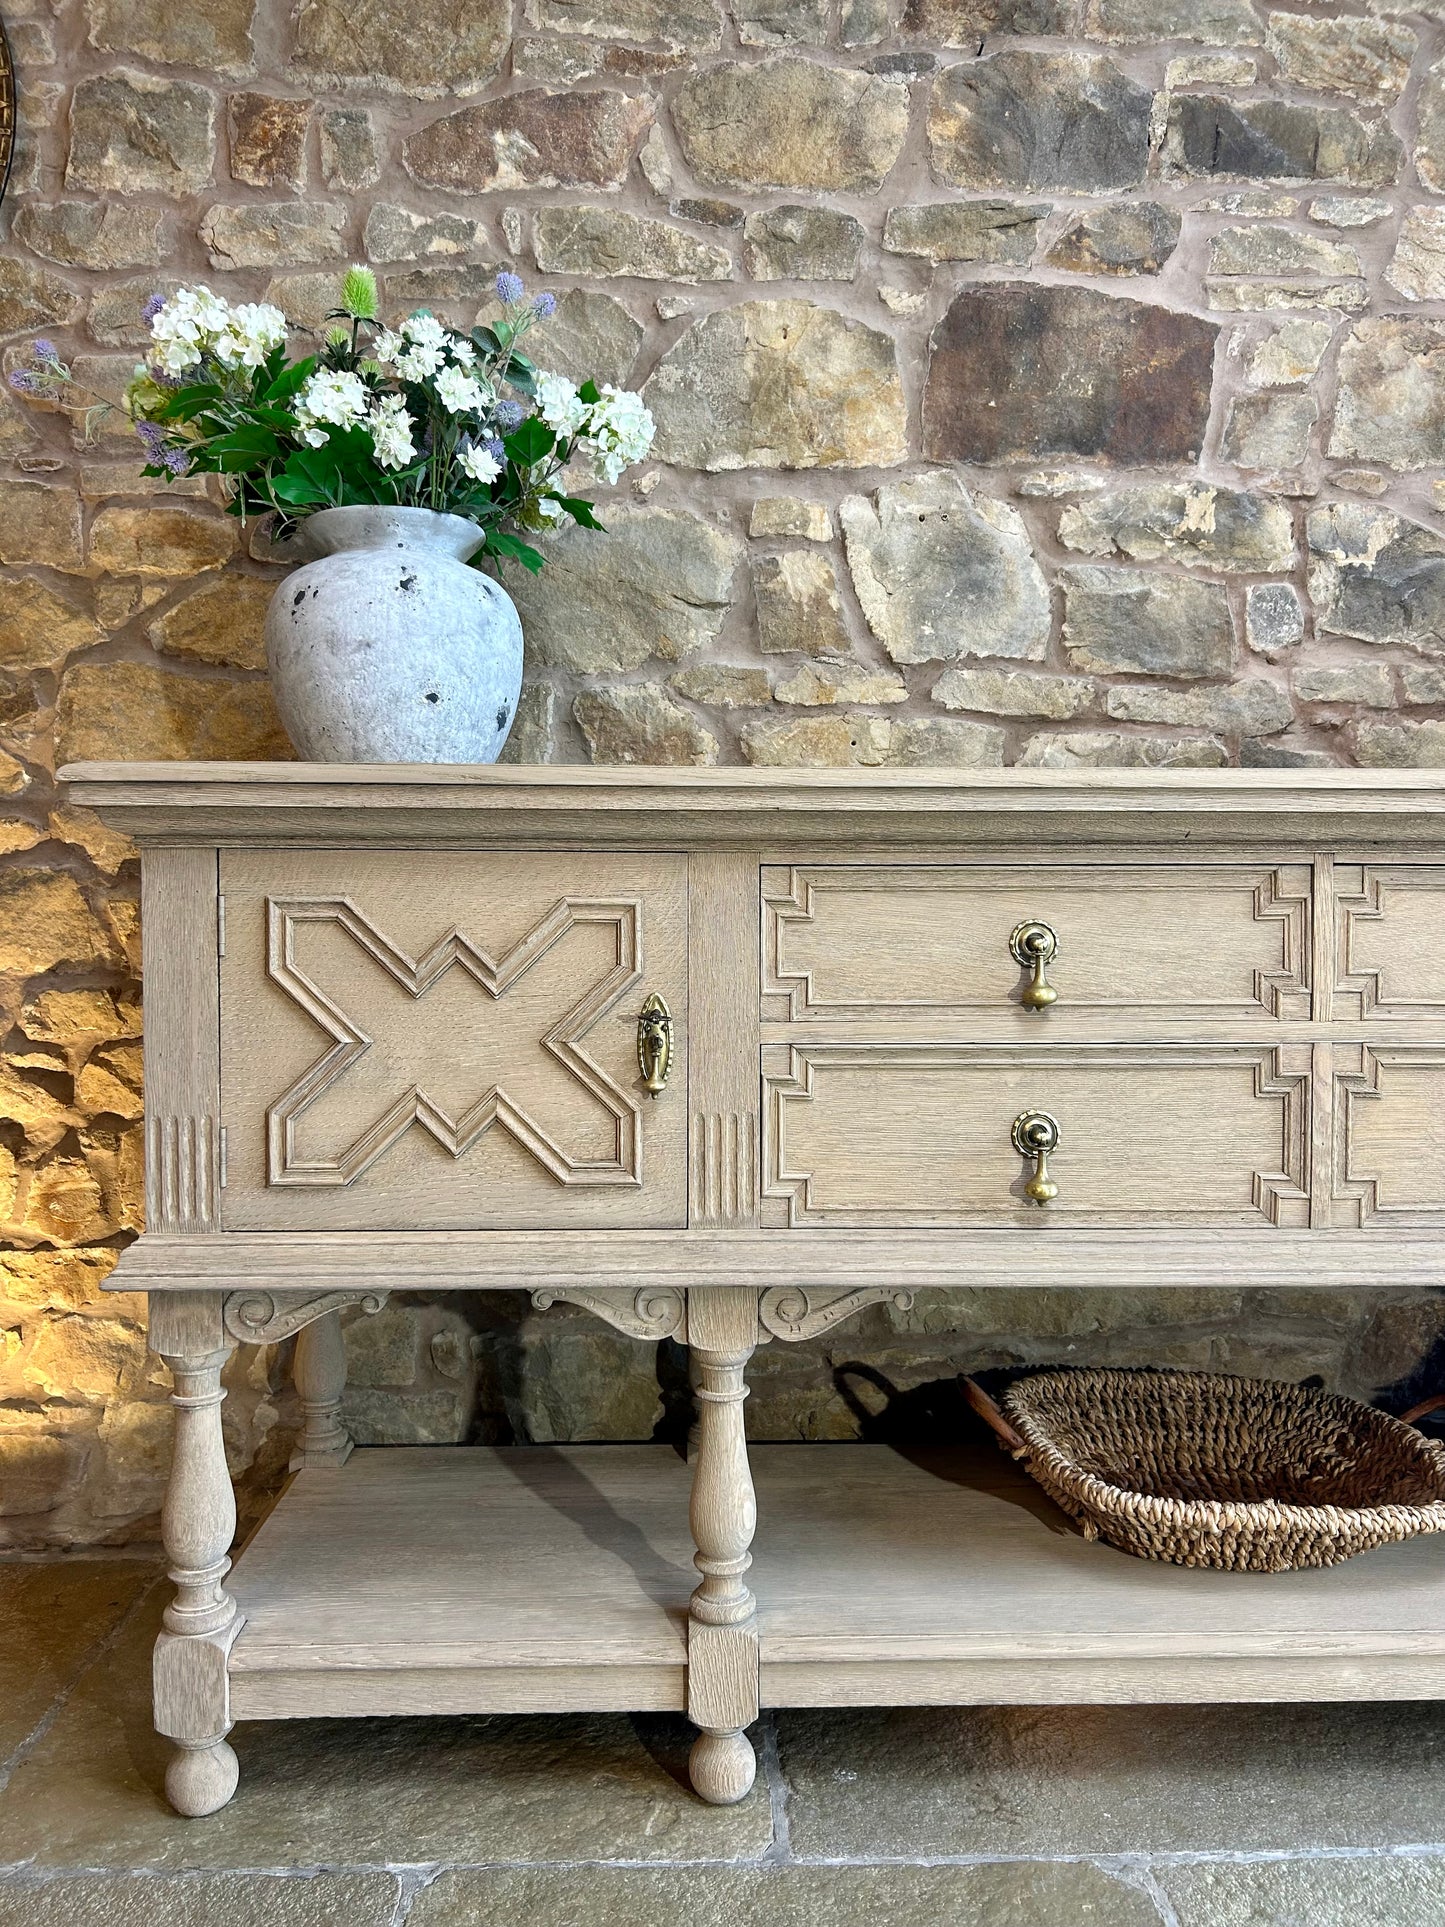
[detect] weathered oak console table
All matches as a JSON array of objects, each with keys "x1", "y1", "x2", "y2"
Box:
[{"x1": 67, "y1": 762, "x2": 1445, "y2": 1816}]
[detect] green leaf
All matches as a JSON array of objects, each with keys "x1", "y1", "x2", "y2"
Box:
[
  {"x1": 554, "y1": 495, "x2": 604, "y2": 531},
  {"x1": 577, "y1": 379, "x2": 601, "y2": 406},
  {"x1": 503, "y1": 415, "x2": 554, "y2": 466},
  {"x1": 263, "y1": 356, "x2": 316, "y2": 404},
  {"x1": 483, "y1": 527, "x2": 546, "y2": 573}
]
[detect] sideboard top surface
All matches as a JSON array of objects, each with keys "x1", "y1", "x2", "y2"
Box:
[{"x1": 61, "y1": 761, "x2": 1445, "y2": 849}]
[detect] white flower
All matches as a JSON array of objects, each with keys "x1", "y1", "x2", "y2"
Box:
[
  {"x1": 457, "y1": 443, "x2": 501, "y2": 484},
  {"x1": 535, "y1": 371, "x2": 588, "y2": 439},
  {"x1": 228, "y1": 302, "x2": 287, "y2": 362},
  {"x1": 147, "y1": 286, "x2": 287, "y2": 375},
  {"x1": 535, "y1": 495, "x2": 564, "y2": 521},
  {"x1": 448, "y1": 337, "x2": 479, "y2": 367},
  {"x1": 368, "y1": 394, "x2": 416, "y2": 470},
  {"x1": 579, "y1": 384, "x2": 655, "y2": 486},
  {"x1": 372, "y1": 328, "x2": 406, "y2": 366},
  {"x1": 402, "y1": 312, "x2": 447, "y2": 351},
  {"x1": 395, "y1": 343, "x2": 445, "y2": 381},
  {"x1": 293, "y1": 367, "x2": 369, "y2": 447},
  {"x1": 433, "y1": 363, "x2": 488, "y2": 417}
]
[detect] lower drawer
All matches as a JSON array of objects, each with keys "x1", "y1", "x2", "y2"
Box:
[{"x1": 761, "y1": 1042, "x2": 1311, "y2": 1229}]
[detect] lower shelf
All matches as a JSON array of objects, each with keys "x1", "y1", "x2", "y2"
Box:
[{"x1": 227, "y1": 1442, "x2": 1445, "y2": 1722}]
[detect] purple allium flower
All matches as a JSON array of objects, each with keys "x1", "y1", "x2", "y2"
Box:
[
  {"x1": 495, "y1": 398, "x2": 524, "y2": 429},
  {"x1": 162, "y1": 446, "x2": 189, "y2": 475},
  {"x1": 141, "y1": 292, "x2": 167, "y2": 324},
  {"x1": 31, "y1": 339, "x2": 60, "y2": 367},
  {"x1": 484, "y1": 435, "x2": 505, "y2": 462},
  {"x1": 494, "y1": 270, "x2": 525, "y2": 306},
  {"x1": 530, "y1": 292, "x2": 556, "y2": 319},
  {"x1": 8, "y1": 369, "x2": 42, "y2": 395}
]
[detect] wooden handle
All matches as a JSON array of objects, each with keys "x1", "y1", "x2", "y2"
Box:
[{"x1": 961, "y1": 1376, "x2": 1027, "y2": 1455}]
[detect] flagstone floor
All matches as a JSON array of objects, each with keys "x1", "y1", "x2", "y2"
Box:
[{"x1": 1, "y1": 1554, "x2": 1442, "y2": 1926}]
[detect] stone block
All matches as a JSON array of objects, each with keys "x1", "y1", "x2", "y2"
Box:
[
  {"x1": 503, "y1": 509, "x2": 740, "y2": 672},
  {"x1": 574, "y1": 684, "x2": 719, "y2": 765},
  {"x1": 668, "y1": 665, "x2": 771, "y2": 706},
  {"x1": 672, "y1": 58, "x2": 908, "y2": 192},
  {"x1": 1045, "y1": 201, "x2": 1180, "y2": 275},
  {"x1": 530, "y1": 0, "x2": 721, "y2": 44},
  {"x1": 1387, "y1": 209, "x2": 1445, "y2": 304},
  {"x1": 0, "y1": 258, "x2": 82, "y2": 337},
  {"x1": 1419, "y1": 58, "x2": 1445, "y2": 195},
  {"x1": 1162, "y1": 96, "x2": 1403, "y2": 187},
  {"x1": 1293, "y1": 663, "x2": 1394, "y2": 707},
  {"x1": 883, "y1": 200, "x2": 1044, "y2": 265},
  {"x1": 363, "y1": 205, "x2": 485, "y2": 264},
  {"x1": 1246, "y1": 582, "x2": 1304, "y2": 654},
  {"x1": 932, "y1": 667, "x2": 1096, "y2": 719},
  {"x1": 1356, "y1": 720, "x2": 1445, "y2": 767},
  {"x1": 1058, "y1": 484, "x2": 1295, "y2": 573},
  {"x1": 293, "y1": 0, "x2": 509, "y2": 93},
  {"x1": 1204, "y1": 277, "x2": 1366, "y2": 314},
  {"x1": 924, "y1": 284, "x2": 1217, "y2": 466},
  {"x1": 903, "y1": 0, "x2": 1077, "y2": 39},
  {"x1": 534, "y1": 207, "x2": 731, "y2": 282},
  {"x1": 88, "y1": 506, "x2": 236, "y2": 577},
  {"x1": 319, "y1": 107, "x2": 380, "y2": 190},
  {"x1": 1209, "y1": 224, "x2": 1361, "y2": 278},
  {"x1": 1310, "y1": 195, "x2": 1392, "y2": 228},
  {"x1": 13, "y1": 202, "x2": 166, "y2": 270},
  {"x1": 0, "y1": 580, "x2": 100, "y2": 672},
  {"x1": 645, "y1": 300, "x2": 906, "y2": 471},
  {"x1": 405, "y1": 90, "x2": 652, "y2": 192},
  {"x1": 1082, "y1": 0, "x2": 1259, "y2": 43},
  {"x1": 928, "y1": 50, "x2": 1150, "y2": 192},
  {"x1": 749, "y1": 497, "x2": 831, "y2": 541},
  {"x1": 1401, "y1": 664, "x2": 1445, "y2": 706},
  {"x1": 1246, "y1": 318, "x2": 1334, "y2": 387},
  {"x1": 0, "y1": 483, "x2": 83, "y2": 574},
  {"x1": 741, "y1": 713, "x2": 1004, "y2": 766},
  {"x1": 228, "y1": 92, "x2": 309, "y2": 188},
  {"x1": 753, "y1": 551, "x2": 853, "y2": 659},
  {"x1": 1221, "y1": 392, "x2": 1318, "y2": 470},
  {"x1": 85, "y1": 0, "x2": 255, "y2": 71},
  {"x1": 1265, "y1": 10, "x2": 1416, "y2": 104},
  {"x1": 1104, "y1": 678, "x2": 1293, "y2": 737},
  {"x1": 1061, "y1": 567, "x2": 1234, "y2": 678},
  {"x1": 56, "y1": 661, "x2": 292, "y2": 762},
  {"x1": 736, "y1": 0, "x2": 829, "y2": 41},
  {"x1": 1308, "y1": 504, "x2": 1445, "y2": 655},
  {"x1": 496, "y1": 683, "x2": 557, "y2": 764},
  {"x1": 520, "y1": 290, "x2": 643, "y2": 388},
  {"x1": 841, "y1": 474, "x2": 1050, "y2": 665},
  {"x1": 743, "y1": 207, "x2": 865, "y2": 281},
  {"x1": 67, "y1": 71, "x2": 216, "y2": 196},
  {"x1": 1330, "y1": 318, "x2": 1445, "y2": 470},
  {"x1": 773, "y1": 662, "x2": 906, "y2": 705},
  {"x1": 1018, "y1": 730, "x2": 1228, "y2": 767},
  {"x1": 148, "y1": 573, "x2": 272, "y2": 671},
  {"x1": 201, "y1": 202, "x2": 345, "y2": 270}
]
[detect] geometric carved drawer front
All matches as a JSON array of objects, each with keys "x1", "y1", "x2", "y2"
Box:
[
  {"x1": 1334, "y1": 866, "x2": 1445, "y2": 1022},
  {"x1": 761, "y1": 1042, "x2": 1312, "y2": 1229},
  {"x1": 220, "y1": 849, "x2": 688, "y2": 1231},
  {"x1": 1333, "y1": 1044, "x2": 1445, "y2": 1227},
  {"x1": 762, "y1": 864, "x2": 1311, "y2": 1027}
]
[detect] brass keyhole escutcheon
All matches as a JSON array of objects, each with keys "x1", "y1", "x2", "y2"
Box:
[
  {"x1": 1010, "y1": 919, "x2": 1058, "y2": 1011},
  {"x1": 637, "y1": 993, "x2": 673, "y2": 1096},
  {"x1": 1012, "y1": 1109, "x2": 1060, "y2": 1206}
]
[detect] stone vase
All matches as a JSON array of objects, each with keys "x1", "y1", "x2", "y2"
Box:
[{"x1": 264, "y1": 505, "x2": 524, "y2": 764}]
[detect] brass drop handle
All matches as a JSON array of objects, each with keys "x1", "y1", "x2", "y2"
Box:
[
  {"x1": 637, "y1": 993, "x2": 673, "y2": 1096},
  {"x1": 1010, "y1": 919, "x2": 1058, "y2": 1012},
  {"x1": 1012, "y1": 1110, "x2": 1060, "y2": 1206}
]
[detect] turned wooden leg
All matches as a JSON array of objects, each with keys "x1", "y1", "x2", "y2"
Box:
[
  {"x1": 290, "y1": 1306, "x2": 352, "y2": 1470},
  {"x1": 685, "y1": 1287, "x2": 759, "y2": 1805},
  {"x1": 150, "y1": 1292, "x2": 243, "y2": 1818}
]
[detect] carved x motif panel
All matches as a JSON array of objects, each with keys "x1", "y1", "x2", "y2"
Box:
[{"x1": 265, "y1": 894, "x2": 644, "y2": 1189}]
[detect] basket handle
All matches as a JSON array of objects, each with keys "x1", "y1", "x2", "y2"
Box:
[
  {"x1": 1402, "y1": 1393, "x2": 1445, "y2": 1428},
  {"x1": 961, "y1": 1376, "x2": 1028, "y2": 1455}
]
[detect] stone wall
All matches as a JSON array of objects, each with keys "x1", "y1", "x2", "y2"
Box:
[{"x1": 3, "y1": 0, "x2": 1445, "y2": 1544}]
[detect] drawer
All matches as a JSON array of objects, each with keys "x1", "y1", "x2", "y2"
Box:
[
  {"x1": 1334, "y1": 865, "x2": 1445, "y2": 1021},
  {"x1": 761, "y1": 1042, "x2": 1311, "y2": 1229},
  {"x1": 1333, "y1": 1044, "x2": 1445, "y2": 1227},
  {"x1": 762, "y1": 864, "x2": 1311, "y2": 1026},
  {"x1": 219, "y1": 849, "x2": 688, "y2": 1231}
]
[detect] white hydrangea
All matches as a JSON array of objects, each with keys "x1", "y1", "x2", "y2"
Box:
[
  {"x1": 535, "y1": 371, "x2": 588, "y2": 439},
  {"x1": 293, "y1": 368, "x2": 370, "y2": 448},
  {"x1": 368, "y1": 394, "x2": 416, "y2": 471},
  {"x1": 210, "y1": 302, "x2": 287, "y2": 371},
  {"x1": 579, "y1": 385, "x2": 655, "y2": 486},
  {"x1": 395, "y1": 342, "x2": 445, "y2": 382},
  {"x1": 402, "y1": 313, "x2": 447, "y2": 351},
  {"x1": 448, "y1": 337, "x2": 479, "y2": 368},
  {"x1": 372, "y1": 328, "x2": 406, "y2": 366},
  {"x1": 148, "y1": 285, "x2": 236, "y2": 375},
  {"x1": 432, "y1": 363, "x2": 489, "y2": 417},
  {"x1": 457, "y1": 443, "x2": 502, "y2": 485},
  {"x1": 535, "y1": 496, "x2": 565, "y2": 521}
]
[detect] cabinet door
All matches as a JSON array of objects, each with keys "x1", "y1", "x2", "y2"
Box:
[
  {"x1": 762, "y1": 1042, "x2": 1311, "y2": 1229},
  {"x1": 220, "y1": 850, "x2": 687, "y2": 1230},
  {"x1": 1334, "y1": 866, "x2": 1445, "y2": 1021},
  {"x1": 1333, "y1": 1044, "x2": 1445, "y2": 1227}
]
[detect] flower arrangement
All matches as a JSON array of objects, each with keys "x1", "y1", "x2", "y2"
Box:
[{"x1": 10, "y1": 267, "x2": 655, "y2": 573}]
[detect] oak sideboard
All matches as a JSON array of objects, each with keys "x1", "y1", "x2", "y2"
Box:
[{"x1": 66, "y1": 761, "x2": 1445, "y2": 1817}]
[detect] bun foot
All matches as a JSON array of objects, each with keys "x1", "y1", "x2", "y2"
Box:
[
  {"x1": 166, "y1": 1738, "x2": 239, "y2": 1816},
  {"x1": 689, "y1": 1727, "x2": 756, "y2": 1804}
]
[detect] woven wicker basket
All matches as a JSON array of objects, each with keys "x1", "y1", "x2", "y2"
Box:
[{"x1": 964, "y1": 1368, "x2": 1445, "y2": 1573}]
